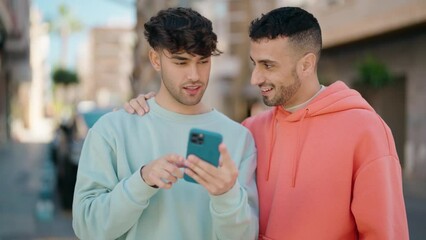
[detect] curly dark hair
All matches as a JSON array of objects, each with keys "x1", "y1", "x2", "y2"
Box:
[
  {"x1": 144, "y1": 7, "x2": 222, "y2": 58},
  {"x1": 249, "y1": 7, "x2": 322, "y2": 59}
]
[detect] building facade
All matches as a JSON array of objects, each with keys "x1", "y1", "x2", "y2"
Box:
[
  {"x1": 0, "y1": 0, "x2": 31, "y2": 144},
  {"x1": 78, "y1": 27, "x2": 134, "y2": 107},
  {"x1": 306, "y1": 0, "x2": 426, "y2": 179}
]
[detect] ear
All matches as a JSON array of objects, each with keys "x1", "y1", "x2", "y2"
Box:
[
  {"x1": 148, "y1": 49, "x2": 161, "y2": 71},
  {"x1": 297, "y1": 53, "x2": 317, "y2": 77}
]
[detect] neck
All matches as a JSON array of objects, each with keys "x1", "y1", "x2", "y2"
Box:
[
  {"x1": 284, "y1": 79, "x2": 321, "y2": 110},
  {"x1": 285, "y1": 84, "x2": 324, "y2": 112},
  {"x1": 155, "y1": 92, "x2": 210, "y2": 115}
]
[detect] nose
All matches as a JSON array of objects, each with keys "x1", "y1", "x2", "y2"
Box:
[
  {"x1": 250, "y1": 67, "x2": 264, "y2": 86},
  {"x1": 187, "y1": 64, "x2": 200, "y2": 81}
]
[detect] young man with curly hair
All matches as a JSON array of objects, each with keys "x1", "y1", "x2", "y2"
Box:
[{"x1": 72, "y1": 8, "x2": 258, "y2": 240}]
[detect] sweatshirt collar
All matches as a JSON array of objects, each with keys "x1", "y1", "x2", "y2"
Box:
[
  {"x1": 285, "y1": 85, "x2": 326, "y2": 113},
  {"x1": 148, "y1": 98, "x2": 219, "y2": 124}
]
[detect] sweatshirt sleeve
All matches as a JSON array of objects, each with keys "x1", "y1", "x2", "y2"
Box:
[
  {"x1": 351, "y1": 156, "x2": 409, "y2": 240},
  {"x1": 72, "y1": 129, "x2": 159, "y2": 240},
  {"x1": 209, "y1": 134, "x2": 259, "y2": 240}
]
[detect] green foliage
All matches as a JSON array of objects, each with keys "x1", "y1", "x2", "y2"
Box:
[
  {"x1": 52, "y1": 68, "x2": 79, "y2": 85},
  {"x1": 356, "y1": 55, "x2": 394, "y2": 88},
  {"x1": 48, "y1": 3, "x2": 83, "y2": 34}
]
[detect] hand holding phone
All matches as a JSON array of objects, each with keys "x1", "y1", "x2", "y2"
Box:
[
  {"x1": 184, "y1": 128, "x2": 222, "y2": 183},
  {"x1": 140, "y1": 154, "x2": 185, "y2": 189}
]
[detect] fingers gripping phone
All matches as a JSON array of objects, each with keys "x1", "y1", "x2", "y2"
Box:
[{"x1": 184, "y1": 128, "x2": 223, "y2": 184}]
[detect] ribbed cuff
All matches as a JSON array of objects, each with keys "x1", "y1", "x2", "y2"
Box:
[
  {"x1": 210, "y1": 181, "x2": 241, "y2": 213},
  {"x1": 123, "y1": 168, "x2": 159, "y2": 206}
]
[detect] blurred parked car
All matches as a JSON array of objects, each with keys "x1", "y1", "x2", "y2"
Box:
[{"x1": 50, "y1": 103, "x2": 112, "y2": 209}]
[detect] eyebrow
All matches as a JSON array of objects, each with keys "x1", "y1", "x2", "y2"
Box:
[
  {"x1": 250, "y1": 56, "x2": 276, "y2": 64},
  {"x1": 171, "y1": 55, "x2": 190, "y2": 61},
  {"x1": 171, "y1": 54, "x2": 210, "y2": 61}
]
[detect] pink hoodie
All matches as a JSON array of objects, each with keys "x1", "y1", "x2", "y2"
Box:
[{"x1": 243, "y1": 81, "x2": 409, "y2": 240}]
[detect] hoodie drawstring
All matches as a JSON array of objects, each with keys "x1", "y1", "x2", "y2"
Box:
[
  {"x1": 266, "y1": 107, "x2": 309, "y2": 186},
  {"x1": 291, "y1": 108, "x2": 309, "y2": 187},
  {"x1": 266, "y1": 108, "x2": 278, "y2": 181}
]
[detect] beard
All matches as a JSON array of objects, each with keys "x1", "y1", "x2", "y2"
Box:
[
  {"x1": 262, "y1": 69, "x2": 301, "y2": 107},
  {"x1": 161, "y1": 73, "x2": 206, "y2": 106}
]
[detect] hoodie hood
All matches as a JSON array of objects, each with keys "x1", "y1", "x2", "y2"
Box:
[
  {"x1": 276, "y1": 81, "x2": 374, "y2": 122},
  {"x1": 268, "y1": 81, "x2": 375, "y2": 186}
]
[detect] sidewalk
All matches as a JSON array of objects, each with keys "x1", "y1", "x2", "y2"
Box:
[
  {"x1": 0, "y1": 142, "x2": 76, "y2": 240},
  {"x1": 403, "y1": 175, "x2": 426, "y2": 240}
]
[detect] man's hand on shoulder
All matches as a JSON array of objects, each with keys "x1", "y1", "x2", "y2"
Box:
[{"x1": 123, "y1": 92, "x2": 156, "y2": 116}]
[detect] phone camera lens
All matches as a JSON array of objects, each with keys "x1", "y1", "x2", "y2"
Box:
[{"x1": 191, "y1": 133, "x2": 204, "y2": 144}]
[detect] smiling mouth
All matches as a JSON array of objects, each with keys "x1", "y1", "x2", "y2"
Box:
[
  {"x1": 184, "y1": 85, "x2": 200, "y2": 89},
  {"x1": 260, "y1": 86, "x2": 273, "y2": 95},
  {"x1": 183, "y1": 85, "x2": 202, "y2": 95},
  {"x1": 261, "y1": 87, "x2": 272, "y2": 92}
]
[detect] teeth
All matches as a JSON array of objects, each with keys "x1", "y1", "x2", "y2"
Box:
[
  {"x1": 261, "y1": 87, "x2": 272, "y2": 92},
  {"x1": 185, "y1": 86, "x2": 199, "y2": 89}
]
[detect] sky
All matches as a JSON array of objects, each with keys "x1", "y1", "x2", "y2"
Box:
[{"x1": 32, "y1": 0, "x2": 136, "y2": 69}]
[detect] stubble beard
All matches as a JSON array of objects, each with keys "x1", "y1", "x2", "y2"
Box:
[
  {"x1": 163, "y1": 79, "x2": 205, "y2": 106},
  {"x1": 262, "y1": 70, "x2": 301, "y2": 107}
]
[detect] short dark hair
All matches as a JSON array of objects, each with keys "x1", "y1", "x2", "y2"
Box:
[
  {"x1": 144, "y1": 7, "x2": 222, "y2": 58},
  {"x1": 249, "y1": 7, "x2": 322, "y2": 58}
]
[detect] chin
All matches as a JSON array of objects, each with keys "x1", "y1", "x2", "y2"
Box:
[
  {"x1": 262, "y1": 97, "x2": 276, "y2": 107},
  {"x1": 181, "y1": 98, "x2": 202, "y2": 106}
]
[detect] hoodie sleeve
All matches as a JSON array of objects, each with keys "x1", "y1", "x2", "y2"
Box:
[
  {"x1": 351, "y1": 157, "x2": 409, "y2": 239},
  {"x1": 209, "y1": 132, "x2": 259, "y2": 240},
  {"x1": 350, "y1": 115, "x2": 409, "y2": 240},
  {"x1": 72, "y1": 129, "x2": 159, "y2": 240}
]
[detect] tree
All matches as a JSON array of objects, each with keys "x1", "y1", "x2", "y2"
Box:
[
  {"x1": 355, "y1": 55, "x2": 394, "y2": 88},
  {"x1": 48, "y1": 4, "x2": 83, "y2": 121},
  {"x1": 52, "y1": 67, "x2": 79, "y2": 86},
  {"x1": 48, "y1": 3, "x2": 83, "y2": 67}
]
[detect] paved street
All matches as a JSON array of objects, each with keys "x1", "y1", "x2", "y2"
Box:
[
  {"x1": 403, "y1": 175, "x2": 426, "y2": 240},
  {"x1": 0, "y1": 141, "x2": 425, "y2": 239},
  {"x1": 0, "y1": 142, "x2": 76, "y2": 240}
]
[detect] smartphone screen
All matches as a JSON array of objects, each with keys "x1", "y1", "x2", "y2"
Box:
[{"x1": 184, "y1": 128, "x2": 223, "y2": 183}]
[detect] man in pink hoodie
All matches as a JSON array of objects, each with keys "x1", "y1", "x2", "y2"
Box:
[
  {"x1": 124, "y1": 6, "x2": 409, "y2": 240},
  {"x1": 242, "y1": 7, "x2": 409, "y2": 239}
]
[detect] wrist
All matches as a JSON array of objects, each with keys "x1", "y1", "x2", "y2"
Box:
[
  {"x1": 140, "y1": 165, "x2": 158, "y2": 188},
  {"x1": 210, "y1": 182, "x2": 241, "y2": 213}
]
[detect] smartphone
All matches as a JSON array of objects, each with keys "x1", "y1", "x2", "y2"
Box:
[{"x1": 184, "y1": 128, "x2": 223, "y2": 184}]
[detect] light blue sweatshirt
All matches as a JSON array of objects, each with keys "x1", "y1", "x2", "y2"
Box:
[{"x1": 72, "y1": 98, "x2": 259, "y2": 240}]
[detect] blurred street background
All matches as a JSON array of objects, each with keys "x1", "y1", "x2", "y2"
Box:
[{"x1": 1, "y1": 0, "x2": 425, "y2": 239}]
